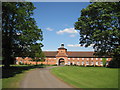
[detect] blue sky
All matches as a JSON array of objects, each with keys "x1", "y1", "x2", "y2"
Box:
[{"x1": 33, "y1": 2, "x2": 94, "y2": 51}]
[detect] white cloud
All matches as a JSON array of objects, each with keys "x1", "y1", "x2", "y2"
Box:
[
  {"x1": 88, "y1": 44, "x2": 95, "y2": 47},
  {"x1": 46, "y1": 27, "x2": 53, "y2": 31},
  {"x1": 67, "y1": 44, "x2": 95, "y2": 47},
  {"x1": 56, "y1": 28, "x2": 78, "y2": 34},
  {"x1": 67, "y1": 44, "x2": 80, "y2": 47},
  {"x1": 69, "y1": 34, "x2": 76, "y2": 37}
]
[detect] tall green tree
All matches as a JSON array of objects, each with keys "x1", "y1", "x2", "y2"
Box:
[
  {"x1": 2, "y1": 2, "x2": 43, "y2": 67},
  {"x1": 75, "y1": 2, "x2": 120, "y2": 67}
]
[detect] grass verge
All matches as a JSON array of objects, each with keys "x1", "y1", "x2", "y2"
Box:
[{"x1": 51, "y1": 66, "x2": 119, "y2": 88}]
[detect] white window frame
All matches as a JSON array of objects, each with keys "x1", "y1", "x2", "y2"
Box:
[
  {"x1": 106, "y1": 62, "x2": 108, "y2": 65},
  {"x1": 100, "y1": 61, "x2": 103, "y2": 65},
  {"x1": 77, "y1": 62, "x2": 80, "y2": 65},
  {"x1": 16, "y1": 61, "x2": 18, "y2": 64},
  {"x1": 20, "y1": 60, "x2": 22, "y2": 63},
  {"x1": 96, "y1": 61, "x2": 98, "y2": 65},
  {"x1": 91, "y1": 61, "x2": 94, "y2": 65},
  {"x1": 82, "y1": 61, "x2": 84, "y2": 65},
  {"x1": 86, "y1": 61, "x2": 89, "y2": 65},
  {"x1": 68, "y1": 61, "x2": 71, "y2": 65}
]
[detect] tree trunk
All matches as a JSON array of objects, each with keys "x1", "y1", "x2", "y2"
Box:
[{"x1": 4, "y1": 55, "x2": 10, "y2": 68}]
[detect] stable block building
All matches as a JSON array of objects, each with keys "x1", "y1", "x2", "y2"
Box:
[{"x1": 16, "y1": 44, "x2": 111, "y2": 66}]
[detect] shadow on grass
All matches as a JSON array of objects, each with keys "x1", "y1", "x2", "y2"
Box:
[{"x1": 2, "y1": 65, "x2": 45, "y2": 79}]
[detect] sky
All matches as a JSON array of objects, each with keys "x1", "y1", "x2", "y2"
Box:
[{"x1": 32, "y1": 2, "x2": 94, "y2": 51}]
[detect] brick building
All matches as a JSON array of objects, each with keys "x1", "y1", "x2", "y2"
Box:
[{"x1": 16, "y1": 44, "x2": 111, "y2": 66}]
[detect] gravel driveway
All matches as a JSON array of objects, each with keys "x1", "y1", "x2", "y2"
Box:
[{"x1": 20, "y1": 66, "x2": 74, "y2": 88}]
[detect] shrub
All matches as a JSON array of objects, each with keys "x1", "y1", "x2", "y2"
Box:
[
  {"x1": 52, "y1": 64, "x2": 57, "y2": 66},
  {"x1": 19, "y1": 62, "x2": 24, "y2": 65},
  {"x1": 24, "y1": 63, "x2": 27, "y2": 65},
  {"x1": 40, "y1": 63, "x2": 44, "y2": 66}
]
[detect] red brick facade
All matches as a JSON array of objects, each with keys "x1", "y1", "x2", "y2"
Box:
[{"x1": 16, "y1": 44, "x2": 112, "y2": 66}]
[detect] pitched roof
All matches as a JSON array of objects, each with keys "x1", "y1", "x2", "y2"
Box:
[
  {"x1": 43, "y1": 51, "x2": 57, "y2": 57},
  {"x1": 43, "y1": 51, "x2": 97, "y2": 58},
  {"x1": 67, "y1": 51, "x2": 95, "y2": 58}
]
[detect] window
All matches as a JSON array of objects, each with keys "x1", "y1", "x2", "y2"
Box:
[
  {"x1": 91, "y1": 58, "x2": 93, "y2": 60},
  {"x1": 96, "y1": 62, "x2": 98, "y2": 65},
  {"x1": 87, "y1": 58, "x2": 89, "y2": 60},
  {"x1": 73, "y1": 58, "x2": 75, "y2": 60},
  {"x1": 68, "y1": 58, "x2": 70, "y2": 60},
  {"x1": 96, "y1": 58, "x2": 98, "y2": 60},
  {"x1": 77, "y1": 58, "x2": 79, "y2": 60},
  {"x1": 106, "y1": 62, "x2": 108, "y2": 65},
  {"x1": 100, "y1": 58, "x2": 102, "y2": 60},
  {"x1": 100, "y1": 61, "x2": 103, "y2": 65},
  {"x1": 82, "y1": 58, "x2": 84, "y2": 60},
  {"x1": 68, "y1": 61, "x2": 70, "y2": 65},
  {"x1": 77, "y1": 62, "x2": 80, "y2": 65},
  {"x1": 20, "y1": 60, "x2": 23, "y2": 63},
  {"x1": 91, "y1": 61, "x2": 94, "y2": 65},
  {"x1": 82, "y1": 61, "x2": 84, "y2": 65},
  {"x1": 16, "y1": 61, "x2": 18, "y2": 64},
  {"x1": 86, "y1": 61, "x2": 89, "y2": 65}
]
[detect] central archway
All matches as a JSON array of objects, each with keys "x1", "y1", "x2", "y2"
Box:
[{"x1": 58, "y1": 58, "x2": 65, "y2": 65}]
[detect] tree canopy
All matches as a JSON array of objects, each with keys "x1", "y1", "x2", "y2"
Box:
[
  {"x1": 2, "y1": 2, "x2": 43, "y2": 67},
  {"x1": 74, "y1": 2, "x2": 120, "y2": 67}
]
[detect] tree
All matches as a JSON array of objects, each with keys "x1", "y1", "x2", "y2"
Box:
[
  {"x1": 34, "y1": 51, "x2": 45, "y2": 65},
  {"x1": 102, "y1": 58, "x2": 106, "y2": 67},
  {"x1": 74, "y1": 2, "x2": 120, "y2": 67},
  {"x1": 2, "y1": 2, "x2": 43, "y2": 67}
]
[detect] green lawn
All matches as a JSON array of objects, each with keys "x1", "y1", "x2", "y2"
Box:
[
  {"x1": 2, "y1": 65, "x2": 44, "y2": 88},
  {"x1": 51, "y1": 66, "x2": 119, "y2": 88}
]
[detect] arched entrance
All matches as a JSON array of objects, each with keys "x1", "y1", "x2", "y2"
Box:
[{"x1": 58, "y1": 58, "x2": 65, "y2": 65}]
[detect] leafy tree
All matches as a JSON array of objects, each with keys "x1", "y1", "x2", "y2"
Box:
[
  {"x1": 74, "y1": 2, "x2": 120, "y2": 67},
  {"x1": 2, "y1": 2, "x2": 43, "y2": 67},
  {"x1": 102, "y1": 58, "x2": 106, "y2": 67}
]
